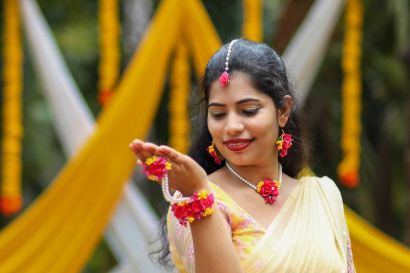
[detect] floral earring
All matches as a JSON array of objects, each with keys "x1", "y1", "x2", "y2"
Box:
[
  {"x1": 276, "y1": 129, "x2": 293, "y2": 158},
  {"x1": 207, "y1": 141, "x2": 223, "y2": 164}
]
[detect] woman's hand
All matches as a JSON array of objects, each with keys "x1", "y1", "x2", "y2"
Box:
[{"x1": 129, "y1": 139, "x2": 210, "y2": 196}]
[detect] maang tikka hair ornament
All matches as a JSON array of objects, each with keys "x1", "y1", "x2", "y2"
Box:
[
  {"x1": 276, "y1": 129, "x2": 293, "y2": 158},
  {"x1": 219, "y1": 39, "x2": 238, "y2": 87}
]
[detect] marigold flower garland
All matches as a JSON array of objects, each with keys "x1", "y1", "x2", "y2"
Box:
[
  {"x1": 338, "y1": 0, "x2": 363, "y2": 189},
  {"x1": 98, "y1": 0, "x2": 120, "y2": 106},
  {"x1": 0, "y1": 0, "x2": 23, "y2": 216},
  {"x1": 242, "y1": 0, "x2": 262, "y2": 42},
  {"x1": 169, "y1": 43, "x2": 190, "y2": 153}
]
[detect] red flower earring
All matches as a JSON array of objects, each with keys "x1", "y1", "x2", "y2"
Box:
[
  {"x1": 207, "y1": 141, "x2": 223, "y2": 164},
  {"x1": 276, "y1": 129, "x2": 293, "y2": 158}
]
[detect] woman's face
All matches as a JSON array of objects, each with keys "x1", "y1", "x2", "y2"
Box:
[{"x1": 207, "y1": 72, "x2": 290, "y2": 167}]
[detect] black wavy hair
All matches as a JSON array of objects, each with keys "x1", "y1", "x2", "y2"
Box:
[
  {"x1": 152, "y1": 39, "x2": 309, "y2": 268},
  {"x1": 190, "y1": 38, "x2": 307, "y2": 177}
]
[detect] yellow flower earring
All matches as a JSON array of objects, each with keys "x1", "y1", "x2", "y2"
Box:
[{"x1": 207, "y1": 141, "x2": 224, "y2": 164}]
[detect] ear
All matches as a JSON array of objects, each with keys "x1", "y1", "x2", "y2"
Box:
[{"x1": 277, "y1": 95, "x2": 293, "y2": 128}]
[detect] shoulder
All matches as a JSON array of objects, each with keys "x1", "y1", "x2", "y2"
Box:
[
  {"x1": 207, "y1": 167, "x2": 226, "y2": 185},
  {"x1": 300, "y1": 175, "x2": 344, "y2": 207},
  {"x1": 300, "y1": 175, "x2": 341, "y2": 194}
]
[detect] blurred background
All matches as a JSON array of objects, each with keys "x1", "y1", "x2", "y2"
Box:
[{"x1": 0, "y1": 0, "x2": 409, "y2": 272}]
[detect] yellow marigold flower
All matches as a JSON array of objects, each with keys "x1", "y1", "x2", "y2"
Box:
[
  {"x1": 145, "y1": 156, "x2": 157, "y2": 165},
  {"x1": 256, "y1": 181, "x2": 263, "y2": 192},
  {"x1": 276, "y1": 140, "x2": 283, "y2": 150},
  {"x1": 197, "y1": 190, "x2": 208, "y2": 199},
  {"x1": 148, "y1": 175, "x2": 156, "y2": 181},
  {"x1": 203, "y1": 208, "x2": 214, "y2": 216}
]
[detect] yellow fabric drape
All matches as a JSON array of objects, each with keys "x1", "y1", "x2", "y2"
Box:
[
  {"x1": 169, "y1": 42, "x2": 191, "y2": 154},
  {"x1": 98, "y1": 0, "x2": 120, "y2": 106},
  {"x1": 1, "y1": 0, "x2": 23, "y2": 216},
  {"x1": 338, "y1": 0, "x2": 363, "y2": 188},
  {"x1": 345, "y1": 207, "x2": 410, "y2": 272},
  {"x1": 242, "y1": 0, "x2": 262, "y2": 41},
  {"x1": 183, "y1": 0, "x2": 221, "y2": 77},
  {"x1": 0, "y1": 0, "x2": 182, "y2": 272}
]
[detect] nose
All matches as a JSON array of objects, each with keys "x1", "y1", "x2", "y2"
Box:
[{"x1": 225, "y1": 113, "x2": 244, "y2": 136}]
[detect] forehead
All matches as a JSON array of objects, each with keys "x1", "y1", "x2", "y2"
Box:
[{"x1": 208, "y1": 72, "x2": 270, "y2": 103}]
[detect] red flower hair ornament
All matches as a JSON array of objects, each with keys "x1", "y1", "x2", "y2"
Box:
[{"x1": 218, "y1": 39, "x2": 238, "y2": 87}]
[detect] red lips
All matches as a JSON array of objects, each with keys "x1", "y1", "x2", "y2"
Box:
[{"x1": 223, "y1": 138, "x2": 254, "y2": 152}]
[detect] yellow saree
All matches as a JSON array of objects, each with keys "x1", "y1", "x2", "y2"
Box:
[{"x1": 167, "y1": 176, "x2": 355, "y2": 273}]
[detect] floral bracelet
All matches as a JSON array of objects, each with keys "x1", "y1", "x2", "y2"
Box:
[
  {"x1": 171, "y1": 190, "x2": 215, "y2": 226},
  {"x1": 141, "y1": 156, "x2": 215, "y2": 226}
]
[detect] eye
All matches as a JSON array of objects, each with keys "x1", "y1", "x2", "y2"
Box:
[
  {"x1": 210, "y1": 112, "x2": 226, "y2": 119},
  {"x1": 241, "y1": 108, "x2": 260, "y2": 116}
]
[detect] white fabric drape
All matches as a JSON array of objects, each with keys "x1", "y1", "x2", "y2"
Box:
[
  {"x1": 19, "y1": 0, "x2": 169, "y2": 272},
  {"x1": 283, "y1": 0, "x2": 344, "y2": 102}
]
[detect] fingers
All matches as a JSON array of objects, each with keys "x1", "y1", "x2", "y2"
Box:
[
  {"x1": 129, "y1": 139, "x2": 145, "y2": 160},
  {"x1": 129, "y1": 139, "x2": 157, "y2": 161},
  {"x1": 129, "y1": 139, "x2": 190, "y2": 172},
  {"x1": 158, "y1": 145, "x2": 186, "y2": 164}
]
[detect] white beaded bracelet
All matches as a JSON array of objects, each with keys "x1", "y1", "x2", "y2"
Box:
[{"x1": 161, "y1": 174, "x2": 191, "y2": 203}]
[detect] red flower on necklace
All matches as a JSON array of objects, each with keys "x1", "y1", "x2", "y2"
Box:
[{"x1": 256, "y1": 179, "x2": 281, "y2": 204}]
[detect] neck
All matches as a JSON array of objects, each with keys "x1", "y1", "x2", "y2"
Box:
[{"x1": 225, "y1": 158, "x2": 280, "y2": 186}]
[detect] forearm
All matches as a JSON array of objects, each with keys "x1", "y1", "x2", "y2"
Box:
[{"x1": 190, "y1": 207, "x2": 244, "y2": 273}]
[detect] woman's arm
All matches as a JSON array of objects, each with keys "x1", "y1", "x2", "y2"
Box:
[
  {"x1": 130, "y1": 140, "x2": 244, "y2": 273},
  {"x1": 190, "y1": 206, "x2": 244, "y2": 273}
]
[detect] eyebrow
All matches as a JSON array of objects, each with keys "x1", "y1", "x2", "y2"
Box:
[{"x1": 208, "y1": 98, "x2": 261, "y2": 107}]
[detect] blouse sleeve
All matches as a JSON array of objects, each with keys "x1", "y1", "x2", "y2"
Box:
[
  {"x1": 166, "y1": 187, "x2": 233, "y2": 273},
  {"x1": 167, "y1": 207, "x2": 194, "y2": 273}
]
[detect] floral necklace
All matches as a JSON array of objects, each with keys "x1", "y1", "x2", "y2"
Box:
[{"x1": 225, "y1": 162, "x2": 282, "y2": 205}]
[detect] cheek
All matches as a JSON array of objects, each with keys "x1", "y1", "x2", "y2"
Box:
[
  {"x1": 248, "y1": 117, "x2": 276, "y2": 139},
  {"x1": 207, "y1": 117, "x2": 222, "y2": 139}
]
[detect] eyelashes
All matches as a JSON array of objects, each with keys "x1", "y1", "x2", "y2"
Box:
[
  {"x1": 210, "y1": 112, "x2": 226, "y2": 119},
  {"x1": 241, "y1": 108, "x2": 260, "y2": 116},
  {"x1": 210, "y1": 108, "x2": 261, "y2": 119}
]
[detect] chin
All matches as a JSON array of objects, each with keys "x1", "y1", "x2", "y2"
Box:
[{"x1": 224, "y1": 153, "x2": 255, "y2": 167}]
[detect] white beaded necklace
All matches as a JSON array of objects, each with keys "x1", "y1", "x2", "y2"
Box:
[{"x1": 226, "y1": 161, "x2": 282, "y2": 204}]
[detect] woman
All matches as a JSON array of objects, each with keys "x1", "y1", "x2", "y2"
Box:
[{"x1": 130, "y1": 39, "x2": 355, "y2": 273}]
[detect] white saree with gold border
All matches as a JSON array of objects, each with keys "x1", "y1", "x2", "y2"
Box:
[{"x1": 167, "y1": 176, "x2": 355, "y2": 273}]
